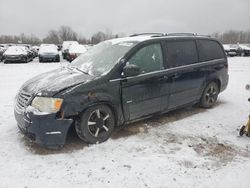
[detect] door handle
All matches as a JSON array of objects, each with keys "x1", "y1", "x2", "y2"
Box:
[{"x1": 172, "y1": 73, "x2": 180, "y2": 79}]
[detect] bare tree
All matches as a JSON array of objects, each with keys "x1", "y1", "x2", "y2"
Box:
[
  {"x1": 212, "y1": 30, "x2": 250, "y2": 44},
  {"x1": 43, "y1": 30, "x2": 60, "y2": 44},
  {"x1": 58, "y1": 25, "x2": 78, "y2": 41}
]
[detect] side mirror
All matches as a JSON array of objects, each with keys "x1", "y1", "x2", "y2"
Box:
[{"x1": 123, "y1": 64, "x2": 140, "y2": 77}]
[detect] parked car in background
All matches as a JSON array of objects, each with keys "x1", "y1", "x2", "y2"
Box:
[
  {"x1": 3, "y1": 46, "x2": 32, "y2": 63},
  {"x1": 67, "y1": 44, "x2": 87, "y2": 62},
  {"x1": 223, "y1": 44, "x2": 238, "y2": 57},
  {"x1": 62, "y1": 41, "x2": 79, "y2": 59},
  {"x1": 237, "y1": 44, "x2": 250, "y2": 56},
  {"x1": 31, "y1": 46, "x2": 39, "y2": 57},
  {"x1": 0, "y1": 46, "x2": 7, "y2": 61},
  {"x1": 14, "y1": 33, "x2": 229, "y2": 148},
  {"x1": 38, "y1": 44, "x2": 60, "y2": 62}
]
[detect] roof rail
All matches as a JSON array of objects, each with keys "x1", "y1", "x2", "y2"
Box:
[
  {"x1": 166, "y1": 33, "x2": 211, "y2": 37},
  {"x1": 129, "y1": 33, "x2": 165, "y2": 37},
  {"x1": 166, "y1": 33, "x2": 197, "y2": 36}
]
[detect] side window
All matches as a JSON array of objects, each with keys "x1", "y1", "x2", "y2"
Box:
[
  {"x1": 128, "y1": 43, "x2": 164, "y2": 74},
  {"x1": 197, "y1": 40, "x2": 225, "y2": 61},
  {"x1": 166, "y1": 40, "x2": 198, "y2": 68}
]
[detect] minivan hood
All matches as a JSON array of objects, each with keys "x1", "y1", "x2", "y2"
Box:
[{"x1": 21, "y1": 67, "x2": 95, "y2": 96}]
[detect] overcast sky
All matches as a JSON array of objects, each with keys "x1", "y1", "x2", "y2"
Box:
[{"x1": 0, "y1": 0, "x2": 249, "y2": 38}]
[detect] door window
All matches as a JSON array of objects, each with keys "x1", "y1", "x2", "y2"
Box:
[
  {"x1": 165, "y1": 40, "x2": 198, "y2": 68},
  {"x1": 128, "y1": 43, "x2": 164, "y2": 74}
]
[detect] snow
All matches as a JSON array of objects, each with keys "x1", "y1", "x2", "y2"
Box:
[
  {"x1": 69, "y1": 44, "x2": 87, "y2": 54},
  {"x1": 0, "y1": 57, "x2": 250, "y2": 188},
  {"x1": 3, "y1": 46, "x2": 28, "y2": 55},
  {"x1": 39, "y1": 44, "x2": 58, "y2": 55},
  {"x1": 62, "y1": 41, "x2": 79, "y2": 50}
]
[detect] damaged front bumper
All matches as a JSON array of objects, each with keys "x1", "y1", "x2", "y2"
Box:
[{"x1": 14, "y1": 108, "x2": 73, "y2": 148}]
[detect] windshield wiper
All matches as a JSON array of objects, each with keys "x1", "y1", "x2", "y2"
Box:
[{"x1": 71, "y1": 66, "x2": 89, "y2": 75}]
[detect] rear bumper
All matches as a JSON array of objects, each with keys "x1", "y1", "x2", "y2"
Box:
[
  {"x1": 14, "y1": 109, "x2": 73, "y2": 148},
  {"x1": 221, "y1": 74, "x2": 229, "y2": 92}
]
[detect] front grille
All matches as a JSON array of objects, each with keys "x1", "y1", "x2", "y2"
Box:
[{"x1": 15, "y1": 90, "x2": 32, "y2": 113}]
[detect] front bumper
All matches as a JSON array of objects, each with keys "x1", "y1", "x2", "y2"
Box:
[
  {"x1": 5, "y1": 56, "x2": 27, "y2": 62},
  {"x1": 14, "y1": 108, "x2": 73, "y2": 148}
]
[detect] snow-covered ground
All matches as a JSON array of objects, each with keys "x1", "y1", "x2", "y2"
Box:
[{"x1": 0, "y1": 57, "x2": 250, "y2": 188}]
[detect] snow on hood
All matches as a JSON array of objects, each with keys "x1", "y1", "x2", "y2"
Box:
[
  {"x1": 4, "y1": 46, "x2": 28, "y2": 55},
  {"x1": 20, "y1": 67, "x2": 95, "y2": 96}
]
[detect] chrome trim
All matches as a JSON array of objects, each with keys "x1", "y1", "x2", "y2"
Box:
[
  {"x1": 45, "y1": 131, "x2": 62, "y2": 135},
  {"x1": 15, "y1": 90, "x2": 32, "y2": 113},
  {"x1": 109, "y1": 58, "x2": 226, "y2": 82}
]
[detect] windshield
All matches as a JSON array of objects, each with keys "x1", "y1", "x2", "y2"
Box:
[{"x1": 70, "y1": 39, "x2": 138, "y2": 76}]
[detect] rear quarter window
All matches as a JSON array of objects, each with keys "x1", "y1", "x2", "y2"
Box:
[{"x1": 197, "y1": 39, "x2": 225, "y2": 61}]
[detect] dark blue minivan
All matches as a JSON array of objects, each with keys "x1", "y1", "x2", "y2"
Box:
[{"x1": 14, "y1": 33, "x2": 229, "y2": 148}]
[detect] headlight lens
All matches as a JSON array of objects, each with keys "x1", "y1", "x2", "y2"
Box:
[{"x1": 31, "y1": 97, "x2": 63, "y2": 113}]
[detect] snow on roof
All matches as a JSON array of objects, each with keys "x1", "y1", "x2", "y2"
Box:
[
  {"x1": 62, "y1": 41, "x2": 79, "y2": 48},
  {"x1": 223, "y1": 44, "x2": 230, "y2": 50},
  {"x1": 4, "y1": 46, "x2": 28, "y2": 55},
  {"x1": 238, "y1": 44, "x2": 250, "y2": 50},
  {"x1": 107, "y1": 35, "x2": 152, "y2": 45},
  {"x1": 39, "y1": 44, "x2": 58, "y2": 53}
]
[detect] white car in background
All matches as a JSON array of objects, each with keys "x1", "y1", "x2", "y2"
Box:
[
  {"x1": 3, "y1": 46, "x2": 32, "y2": 63},
  {"x1": 38, "y1": 44, "x2": 60, "y2": 63},
  {"x1": 62, "y1": 41, "x2": 79, "y2": 59},
  {"x1": 67, "y1": 44, "x2": 87, "y2": 62}
]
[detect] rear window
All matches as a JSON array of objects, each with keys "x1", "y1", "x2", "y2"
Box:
[
  {"x1": 197, "y1": 40, "x2": 225, "y2": 61},
  {"x1": 165, "y1": 40, "x2": 198, "y2": 68}
]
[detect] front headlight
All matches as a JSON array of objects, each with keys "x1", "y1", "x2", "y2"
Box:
[{"x1": 31, "y1": 97, "x2": 63, "y2": 113}]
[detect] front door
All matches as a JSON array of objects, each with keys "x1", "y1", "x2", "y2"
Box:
[{"x1": 121, "y1": 43, "x2": 165, "y2": 120}]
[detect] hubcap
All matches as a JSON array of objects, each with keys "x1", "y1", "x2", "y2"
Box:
[
  {"x1": 87, "y1": 109, "x2": 110, "y2": 137},
  {"x1": 205, "y1": 86, "x2": 217, "y2": 105}
]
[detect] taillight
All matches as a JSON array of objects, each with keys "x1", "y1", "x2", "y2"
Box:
[{"x1": 225, "y1": 63, "x2": 228, "y2": 72}]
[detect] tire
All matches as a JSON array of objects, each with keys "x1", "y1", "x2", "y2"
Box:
[
  {"x1": 200, "y1": 82, "x2": 219, "y2": 108},
  {"x1": 24, "y1": 58, "x2": 28, "y2": 63},
  {"x1": 75, "y1": 105, "x2": 115, "y2": 144},
  {"x1": 239, "y1": 125, "x2": 246, "y2": 136},
  {"x1": 39, "y1": 58, "x2": 42, "y2": 63}
]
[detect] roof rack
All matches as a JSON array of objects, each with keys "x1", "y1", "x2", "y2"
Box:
[
  {"x1": 129, "y1": 33, "x2": 165, "y2": 37},
  {"x1": 166, "y1": 33, "x2": 197, "y2": 36},
  {"x1": 129, "y1": 33, "x2": 211, "y2": 38},
  {"x1": 166, "y1": 33, "x2": 211, "y2": 37}
]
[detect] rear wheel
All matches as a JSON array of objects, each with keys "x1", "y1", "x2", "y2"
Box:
[
  {"x1": 75, "y1": 105, "x2": 115, "y2": 144},
  {"x1": 200, "y1": 82, "x2": 219, "y2": 108},
  {"x1": 239, "y1": 125, "x2": 246, "y2": 136}
]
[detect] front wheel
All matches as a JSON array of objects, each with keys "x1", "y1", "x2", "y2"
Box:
[
  {"x1": 200, "y1": 82, "x2": 219, "y2": 108},
  {"x1": 75, "y1": 105, "x2": 115, "y2": 144}
]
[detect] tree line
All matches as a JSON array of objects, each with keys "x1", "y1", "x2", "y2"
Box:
[
  {"x1": 211, "y1": 30, "x2": 250, "y2": 44},
  {"x1": 0, "y1": 26, "x2": 121, "y2": 45},
  {"x1": 0, "y1": 26, "x2": 249, "y2": 45}
]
